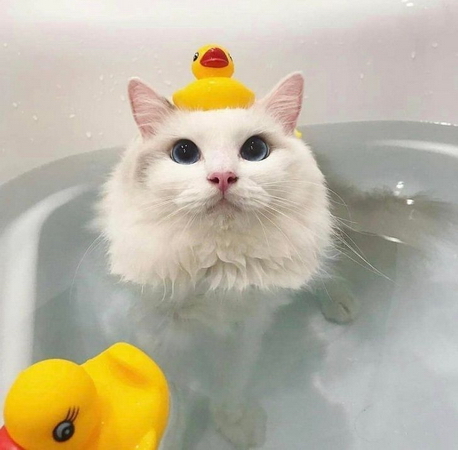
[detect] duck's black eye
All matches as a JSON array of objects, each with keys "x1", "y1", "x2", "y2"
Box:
[
  {"x1": 240, "y1": 136, "x2": 269, "y2": 161},
  {"x1": 53, "y1": 421, "x2": 75, "y2": 442},
  {"x1": 171, "y1": 139, "x2": 200, "y2": 164},
  {"x1": 193, "y1": 52, "x2": 199, "y2": 62}
]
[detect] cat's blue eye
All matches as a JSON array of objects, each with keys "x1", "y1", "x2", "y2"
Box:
[
  {"x1": 240, "y1": 136, "x2": 269, "y2": 161},
  {"x1": 171, "y1": 139, "x2": 200, "y2": 164}
]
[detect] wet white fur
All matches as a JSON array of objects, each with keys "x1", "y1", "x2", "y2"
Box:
[{"x1": 97, "y1": 75, "x2": 332, "y2": 305}]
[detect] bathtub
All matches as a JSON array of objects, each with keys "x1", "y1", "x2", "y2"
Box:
[{"x1": 2, "y1": 1, "x2": 458, "y2": 449}]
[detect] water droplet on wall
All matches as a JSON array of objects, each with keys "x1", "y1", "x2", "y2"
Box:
[
  {"x1": 432, "y1": 42, "x2": 438, "y2": 48},
  {"x1": 86, "y1": 131, "x2": 92, "y2": 138},
  {"x1": 99, "y1": 75, "x2": 104, "y2": 81},
  {"x1": 411, "y1": 51, "x2": 416, "y2": 59},
  {"x1": 32, "y1": 114, "x2": 38, "y2": 121},
  {"x1": 12, "y1": 102, "x2": 18, "y2": 108},
  {"x1": 360, "y1": 73, "x2": 365, "y2": 79},
  {"x1": 69, "y1": 114, "x2": 76, "y2": 119},
  {"x1": 164, "y1": 80, "x2": 172, "y2": 86},
  {"x1": 3, "y1": 43, "x2": 8, "y2": 48},
  {"x1": 120, "y1": 95, "x2": 126, "y2": 101}
]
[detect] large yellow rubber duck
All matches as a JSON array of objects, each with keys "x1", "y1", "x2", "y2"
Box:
[
  {"x1": 172, "y1": 44, "x2": 255, "y2": 110},
  {"x1": 0, "y1": 343, "x2": 169, "y2": 450}
]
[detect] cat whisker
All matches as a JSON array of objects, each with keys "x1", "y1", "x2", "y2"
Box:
[
  {"x1": 253, "y1": 211, "x2": 273, "y2": 257},
  {"x1": 262, "y1": 180, "x2": 353, "y2": 216},
  {"x1": 255, "y1": 209, "x2": 310, "y2": 269},
  {"x1": 69, "y1": 233, "x2": 105, "y2": 302},
  {"x1": 334, "y1": 233, "x2": 393, "y2": 282}
]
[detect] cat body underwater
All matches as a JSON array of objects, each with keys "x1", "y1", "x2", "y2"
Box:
[{"x1": 96, "y1": 72, "x2": 334, "y2": 448}]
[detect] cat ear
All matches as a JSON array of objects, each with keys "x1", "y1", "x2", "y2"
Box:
[
  {"x1": 258, "y1": 72, "x2": 304, "y2": 134},
  {"x1": 128, "y1": 78, "x2": 174, "y2": 138}
]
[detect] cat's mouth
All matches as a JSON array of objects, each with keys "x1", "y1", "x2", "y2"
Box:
[{"x1": 207, "y1": 197, "x2": 240, "y2": 214}]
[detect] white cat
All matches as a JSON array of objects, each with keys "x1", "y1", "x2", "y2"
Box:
[{"x1": 96, "y1": 73, "x2": 333, "y2": 448}]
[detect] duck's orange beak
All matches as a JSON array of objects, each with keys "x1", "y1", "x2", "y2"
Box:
[
  {"x1": 200, "y1": 47, "x2": 229, "y2": 68},
  {"x1": 0, "y1": 427, "x2": 24, "y2": 450}
]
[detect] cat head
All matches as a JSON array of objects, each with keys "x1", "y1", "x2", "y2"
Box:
[
  {"x1": 124, "y1": 73, "x2": 319, "y2": 218},
  {"x1": 101, "y1": 73, "x2": 331, "y2": 290}
]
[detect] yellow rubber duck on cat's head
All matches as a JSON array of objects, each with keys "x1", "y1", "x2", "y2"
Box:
[
  {"x1": 173, "y1": 43, "x2": 255, "y2": 111},
  {"x1": 0, "y1": 343, "x2": 169, "y2": 450}
]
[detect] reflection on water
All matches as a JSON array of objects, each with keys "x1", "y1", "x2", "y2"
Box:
[{"x1": 1, "y1": 122, "x2": 458, "y2": 449}]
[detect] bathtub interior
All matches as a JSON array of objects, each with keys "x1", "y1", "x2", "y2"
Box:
[{"x1": 1, "y1": 121, "x2": 458, "y2": 449}]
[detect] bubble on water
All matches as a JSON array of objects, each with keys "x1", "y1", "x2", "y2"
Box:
[
  {"x1": 411, "y1": 51, "x2": 416, "y2": 59},
  {"x1": 396, "y1": 181, "x2": 405, "y2": 190},
  {"x1": 406, "y1": 199, "x2": 415, "y2": 205},
  {"x1": 86, "y1": 131, "x2": 92, "y2": 138},
  {"x1": 406, "y1": 2, "x2": 414, "y2": 6},
  {"x1": 12, "y1": 102, "x2": 18, "y2": 108},
  {"x1": 32, "y1": 114, "x2": 38, "y2": 121},
  {"x1": 69, "y1": 114, "x2": 76, "y2": 119},
  {"x1": 432, "y1": 42, "x2": 438, "y2": 48}
]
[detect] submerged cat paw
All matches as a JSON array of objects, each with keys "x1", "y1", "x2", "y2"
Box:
[
  {"x1": 211, "y1": 400, "x2": 267, "y2": 449},
  {"x1": 317, "y1": 279, "x2": 360, "y2": 324}
]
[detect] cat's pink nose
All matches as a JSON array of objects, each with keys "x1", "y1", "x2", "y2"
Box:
[{"x1": 207, "y1": 172, "x2": 238, "y2": 193}]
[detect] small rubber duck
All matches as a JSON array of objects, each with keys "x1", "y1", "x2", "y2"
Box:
[
  {"x1": 0, "y1": 343, "x2": 169, "y2": 450},
  {"x1": 172, "y1": 44, "x2": 255, "y2": 110}
]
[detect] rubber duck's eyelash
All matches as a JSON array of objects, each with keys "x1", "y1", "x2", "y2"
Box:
[
  {"x1": 229, "y1": 54, "x2": 233, "y2": 61},
  {"x1": 193, "y1": 52, "x2": 199, "y2": 62},
  {"x1": 65, "y1": 407, "x2": 80, "y2": 422}
]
